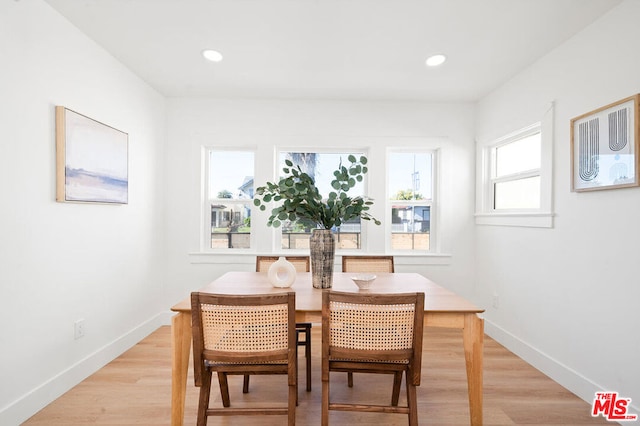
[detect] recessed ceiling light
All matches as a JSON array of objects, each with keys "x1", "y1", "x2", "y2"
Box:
[
  {"x1": 425, "y1": 54, "x2": 446, "y2": 67},
  {"x1": 202, "y1": 49, "x2": 223, "y2": 62}
]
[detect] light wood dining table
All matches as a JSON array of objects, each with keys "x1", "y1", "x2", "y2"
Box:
[{"x1": 170, "y1": 271, "x2": 485, "y2": 425}]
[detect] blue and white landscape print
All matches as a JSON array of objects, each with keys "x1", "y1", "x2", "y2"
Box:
[{"x1": 63, "y1": 109, "x2": 128, "y2": 203}]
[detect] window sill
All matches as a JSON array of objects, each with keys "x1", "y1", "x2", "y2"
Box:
[
  {"x1": 188, "y1": 252, "x2": 452, "y2": 265},
  {"x1": 474, "y1": 212, "x2": 554, "y2": 228}
]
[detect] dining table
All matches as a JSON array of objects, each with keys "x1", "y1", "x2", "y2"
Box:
[{"x1": 170, "y1": 271, "x2": 485, "y2": 425}]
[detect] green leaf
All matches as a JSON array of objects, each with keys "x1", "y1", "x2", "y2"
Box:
[
  {"x1": 360, "y1": 156, "x2": 367, "y2": 164},
  {"x1": 285, "y1": 159, "x2": 293, "y2": 167},
  {"x1": 348, "y1": 154, "x2": 356, "y2": 162},
  {"x1": 332, "y1": 181, "x2": 341, "y2": 190},
  {"x1": 356, "y1": 175, "x2": 363, "y2": 182},
  {"x1": 260, "y1": 205, "x2": 266, "y2": 211}
]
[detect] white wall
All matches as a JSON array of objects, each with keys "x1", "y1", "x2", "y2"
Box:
[
  {"x1": 6, "y1": 1, "x2": 637, "y2": 424},
  {"x1": 164, "y1": 98, "x2": 478, "y2": 308},
  {"x1": 0, "y1": 2, "x2": 166, "y2": 424},
  {"x1": 475, "y1": 0, "x2": 639, "y2": 411}
]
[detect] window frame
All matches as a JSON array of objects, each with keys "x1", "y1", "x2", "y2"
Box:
[
  {"x1": 201, "y1": 146, "x2": 256, "y2": 252},
  {"x1": 274, "y1": 148, "x2": 371, "y2": 253},
  {"x1": 490, "y1": 126, "x2": 541, "y2": 211},
  {"x1": 476, "y1": 116, "x2": 554, "y2": 228},
  {"x1": 386, "y1": 149, "x2": 437, "y2": 254}
]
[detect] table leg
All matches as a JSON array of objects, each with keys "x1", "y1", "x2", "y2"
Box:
[
  {"x1": 463, "y1": 313, "x2": 484, "y2": 426},
  {"x1": 171, "y1": 312, "x2": 192, "y2": 426}
]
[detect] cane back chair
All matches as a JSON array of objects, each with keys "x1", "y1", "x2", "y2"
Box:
[
  {"x1": 191, "y1": 292, "x2": 297, "y2": 426},
  {"x1": 321, "y1": 290, "x2": 425, "y2": 426},
  {"x1": 341, "y1": 255, "x2": 395, "y2": 273},
  {"x1": 341, "y1": 255, "x2": 395, "y2": 387},
  {"x1": 251, "y1": 256, "x2": 312, "y2": 394}
]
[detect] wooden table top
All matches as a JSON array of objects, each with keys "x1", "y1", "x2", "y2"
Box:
[{"x1": 171, "y1": 271, "x2": 484, "y2": 314}]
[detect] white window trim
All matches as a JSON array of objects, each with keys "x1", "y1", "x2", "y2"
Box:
[
  {"x1": 196, "y1": 139, "x2": 450, "y2": 258},
  {"x1": 475, "y1": 103, "x2": 554, "y2": 228},
  {"x1": 275, "y1": 147, "x2": 371, "y2": 253},
  {"x1": 201, "y1": 146, "x2": 257, "y2": 253},
  {"x1": 385, "y1": 148, "x2": 438, "y2": 254}
]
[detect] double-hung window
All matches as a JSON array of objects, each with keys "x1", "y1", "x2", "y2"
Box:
[
  {"x1": 491, "y1": 129, "x2": 541, "y2": 210},
  {"x1": 476, "y1": 119, "x2": 553, "y2": 228},
  {"x1": 388, "y1": 151, "x2": 435, "y2": 252},
  {"x1": 204, "y1": 149, "x2": 255, "y2": 250},
  {"x1": 277, "y1": 150, "x2": 366, "y2": 250}
]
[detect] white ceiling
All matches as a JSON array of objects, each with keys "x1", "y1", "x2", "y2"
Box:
[{"x1": 44, "y1": 0, "x2": 621, "y2": 101}]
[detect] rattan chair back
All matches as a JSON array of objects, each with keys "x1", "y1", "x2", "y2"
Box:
[
  {"x1": 341, "y1": 255, "x2": 395, "y2": 273},
  {"x1": 256, "y1": 255, "x2": 310, "y2": 273},
  {"x1": 321, "y1": 290, "x2": 424, "y2": 425},
  {"x1": 191, "y1": 292, "x2": 297, "y2": 425}
]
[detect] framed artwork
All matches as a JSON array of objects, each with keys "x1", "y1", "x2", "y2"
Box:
[
  {"x1": 56, "y1": 106, "x2": 128, "y2": 204},
  {"x1": 570, "y1": 94, "x2": 640, "y2": 192}
]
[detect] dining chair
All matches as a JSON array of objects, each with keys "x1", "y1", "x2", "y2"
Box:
[
  {"x1": 321, "y1": 290, "x2": 424, "y2": 426},
  {"x1": 341, "y1": 255, "x2": 395, "y2": 387},
  {"x1": 252, "y1": 256, "x2": 312, "y2": 393},
  {"x1": 191, "y1": 292, "x2": 297, "y2": 426},
  {"x1": 341, "y1": 255, "x2": 395, "y2": 273}
]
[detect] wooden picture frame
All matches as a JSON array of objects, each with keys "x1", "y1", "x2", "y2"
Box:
[
  {"x1": 56, "y1": 106, "x2": 128, "y2": 204},
  {"x1": 570, "y1": 94, "x2": 640, "y2": 192}
]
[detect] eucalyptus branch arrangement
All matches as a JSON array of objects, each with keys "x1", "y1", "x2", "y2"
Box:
[{"x1": 254, "y1": 155, "x2": 381, "y2": 230}]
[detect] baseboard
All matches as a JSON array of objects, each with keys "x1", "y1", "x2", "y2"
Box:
[
  {"x1": 0, "y1": 312, "x2": 172, "y2": 426},
  {"x1": 484, "y1": 320, "x2": 640, "y2": 419}
]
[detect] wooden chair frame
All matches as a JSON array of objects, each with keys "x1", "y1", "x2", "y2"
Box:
[
  {"x1": 321, "y1": 290, "x2": 424, "y2": 426},
  {"x1": 191, "y1": 292, "x2": 297, "y2": 426},
  {"x1": 256, "y1": 255, "x2": 310, "y2": 274},
  {"x1": 341, "y1": 255, "x2": 395, "y2": 273},
  {"x1": 341, "y1": 255, "x2": 395, "y2": 387},
  {"x1": 251, "y1": 255, "x2": 312, "y2": 394}
]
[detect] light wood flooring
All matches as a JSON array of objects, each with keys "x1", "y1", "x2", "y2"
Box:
[{"x1": 24, "y1": 326, "x2": 607, "y2": 425}]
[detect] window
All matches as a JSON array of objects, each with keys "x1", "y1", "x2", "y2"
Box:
[
  {"x1": 492, "y1": 131, "x2": 541, "y2": 210},
  {"x1": 277, "y1": 151, "x2": 366, "y2": 250},
  {"x1": 199, "y1": 142, "x2": 450, "y2": 258},
  {"x1": 388, "y1": 152, "x2": 434, "y2": 252},
  {"x1": 204, "y1": 149, "x2": 254, "y2": 249},
  {"x1": 476, "y1": 117, "x2": 553, "y2": 228}
]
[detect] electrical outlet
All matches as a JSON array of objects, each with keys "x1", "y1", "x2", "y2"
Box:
[
  {"x1": 74, "y1": 319, "x2": 85, "y2": 339},
  {"x1": 492, "y1": 294, "x2": 499, "y2": 309}
]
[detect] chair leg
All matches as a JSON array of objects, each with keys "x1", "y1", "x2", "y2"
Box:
[
  {"x1": 197, "y1": 369, "x2": 212, "y2": 426},
  {"x1": 305, "y1": 326, "x2": 312, "y2": 392},
  {"x1": 406, "y1": 375, "x2": 418, "y2": 426},
  {"x1": 321, "y1": 377, "x2": 329, "y2": 426},
  {"x1": 391, "y1": 371, "x2": 403, "y2": 406},
  {"x1": 347, "y1": 372, "x2": 353, "y2": 387},
  {"x1": 243, "y1": 374, "x2": 250, "y2": 393},
  {"x1": 288, "y1": 381, "x2": 297, "y2": 426},
  {"x1": 217, "y1": 372, "x2": 230, "y2": 407}
]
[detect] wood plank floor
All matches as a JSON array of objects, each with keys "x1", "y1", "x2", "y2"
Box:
[{"x1": 23, "y1": 326, "x2": 607, "y2": 425}]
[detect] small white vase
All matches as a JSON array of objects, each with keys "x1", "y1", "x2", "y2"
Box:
[{"x1": 268, "y1": 257, "x2": 297, "y2": 288}]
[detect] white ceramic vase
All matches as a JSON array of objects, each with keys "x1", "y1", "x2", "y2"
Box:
[{"x1": 267, "y1": 257, "x2": 297, "y2": 288}]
